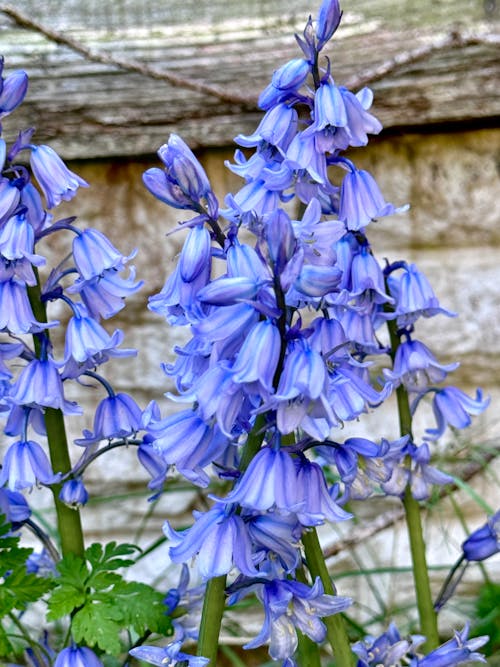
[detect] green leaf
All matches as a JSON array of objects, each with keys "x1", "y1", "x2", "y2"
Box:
[
  {"x1": 85, "y1": 542, "x2": 138, "y2": 574},
  {"x1": 72, "y1": 603, "x2": 124, "y2": 654},
  {"x1": 47, "y1": 584, "x2": 86, "y2": 620},
  {"x1": 113, "y1": 581, "x2": 173, "y2": 636},
  {"x1": 0, "y1": 622, "x2": 14, "y2": 658},
  {"x1": 55, "y1": 552, "x2": 89, "y2": 589}
]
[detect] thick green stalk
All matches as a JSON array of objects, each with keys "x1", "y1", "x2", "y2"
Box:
[
  {"x1": 197, "y1": 574, "x2": 227, "y2": 666},
  {"x1": 27, "y1": 277, "x2": 85, "y2": 559},
  {"x1": 197, "y1": 415, "x2": 267, "y2": 664},
  {"x1": 386, "y1": 316, "x2": 439, "y2": 650},
  {"x1": 44, "y1": 407, "x2": 85, "y2": 557},
  {"x1": 302, "y1": 529, "x2": 354, "y2": 667}
]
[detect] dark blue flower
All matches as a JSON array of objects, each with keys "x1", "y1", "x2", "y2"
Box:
[
  {"x1": 54, "y1": 645, "x2": 103, "y2": 667},
  {"x1": 316, "y1": 0, "x2": 342, "y2": 51},
  {"x1": 0, "y1": 487, "x2": 31, "y2": 529},
  {"x1": 59, "y1": 477, "x2": 89, "y2": 508},
  {"x1": 29, "y1": 145, "x2": 88, "y2": 209},
  {"x1": 462, "y1": 510, "x2": 500, "y2": 561},
  {"x1": 0, "y1": 64, "x2": 28, "y2": 118}
]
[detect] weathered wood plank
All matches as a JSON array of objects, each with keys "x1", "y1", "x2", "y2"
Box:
[{"x1": 0, "y1": 0, "x2": 498, "y2": 158}]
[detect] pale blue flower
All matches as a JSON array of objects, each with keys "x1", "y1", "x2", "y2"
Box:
[
  {"x1": 0, "y1": 439, "x2": 59, "y2": 491},
  {"x1": 29, "y1": 145, "x2": 88, "y2": 209},
  {"x1": 130, "y1": 641, "x2": 209, "y2": 667},
  {"x1": 244, "y1": 577, "x2": 351, "y2": 660}
]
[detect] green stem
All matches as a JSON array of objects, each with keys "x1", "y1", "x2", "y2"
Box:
[
  {"x1": 197, "y1": 574, "x2": 227, "y2": 666},
  {"x1": 45, "y1": 407, "x2": 85, "y2": 558},
  {"x1": 302, "y1": 529, "x2": 354, "y2": 667},
  {"x1": 27, "y1": 277, "x2": 85, "y2": 559},
  {"x1": 197, "y1": 416, "x2": 267, "y2": 663},
  {"x1": 386, "y1": 316, "x2": 439, "y2": 650}
]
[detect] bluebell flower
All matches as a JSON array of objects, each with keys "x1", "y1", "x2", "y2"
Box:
[
  {"x1": 0, "y1": 176, "x2": 21, "y2": 223},
  {"x1": 164, "y1": 502, "x2": 258, "y2": 579},
  {"x1": 295, "y1": 457, "x2": 352, "y2": 526},
  {"x1": 462, "y1": 510, "x2": 500, "y2": 561},
  {"x1": 0, "y1": 340, "x2": 24, "y2": 381},
  {"x1": 179, "y1": 224, "x2": 212, "y2": 282},
  {"x1": 59, "y1": 477, "x2": 89, "y2": 508},
  {"x1": 69, "y1": 265, "x2": 143, "y2": 320},
  {"x1": 243, "y1": 577, "x2": 351, "y2": 660},
  {"x1": 72, "y1": 227, "x2": 134, "y2": 280},
  {"x1": 292, "y1": 197, "x2": 345, "y2": 266},
  {"x1": 20, "y1": 181, "x2": 50, "y2": 233},
  {"x1": 303, "y1": 79, "x2": 347, "y2": 136},
  {"x1": 235, "y1": 102, "x2": 298, "y2": 151},
  {"x1": 0, "y1": 278, "x2": 56, "y2": 334},
  {"x1": 328, "y1": 364, "x2": 392, "y2": 423},
  {"x1": 223, "y1": 445, "x2": 302, "y2": 512},
  {"x1": 137, "y1": 440, "x2": 169, "y2": 496},
  {"x1": 421, "y1": 386, "x2": 490, "y2": 441},
  {"x1": 316, "y1": 437, "x2": 381, "y2": 485},
  {"x1": 231, "y1": 319, "x2": 281, "y2": 394},
  {"x1": 338, "y1": 166, "x2": 397, "y2": 230},
  {"x1": 293, "y1": 263, "x2": 342, "y2": 298},
  {"x1": 337, "y1": 86, "x2": 383, "y2": 147},
  {"x1": 10, "y1": 356, "x2": 82, "y2": 415},
  {"x1": 0, "y1": 63, "x2": 28, "y2": 118},
  {"x1": 143, "y1": 134, "x2": 215, "y2": 212},
  {"x1": 54, "y1": 645, "x2": 104, "y2": 667},
  {"x1": 387, "y1": 263, "x2": 456, "y2": 326},
  {"x1": 148, "y1": 255, "x2": 209, "y2": 326},
  {"x1": 29, "y1": 145, "x2": 88, "y2": 209},
  {"x1": 381, "y1": 441, "x2": 453, "y2": 500},
  {"x1": 146, "y1": 408, "x2": 228, "y2": 486},
  {"x1": 0, "y1": 487, "x2": 31, "y2": 529},
  {"x1": 26, "y1": 548, "x2": 57, "y2": 576},
  {"x1": 353, "y1": 622, "x2": 425, "y2": 667},
  {"x1": 246, "y1": 512, "x2": 301, "y2": 573},
  {"x1": 414, "y1": 624, "x2": 488, "y2": 667},
  {"x1": 383, "y1": 336, "x2": 459, "y2": 391},
  {"x1": 316, "y1": 0, "x2": 342, "y2": 51},
  {"x1": 258, "y1": 58, "x2": 310, "y2": 110},
  {"x1": 75, "y1": 391, "x2": 142, "y2": 445},
  {"x1": 285, "y1": 131, "x2": 329, "y2": 184},
  {"x1": 0, "y1": 212, "x2": 46, "y2": 283},
  {"x1": 0, "y1": 439, "x2": 59, "y2": 491},
  {"x1": 63, "y1": 302, "x2": 131, "y2": 366},
  {"x1": 130, "y1": 641, "x2": 209, "y2": 667}
]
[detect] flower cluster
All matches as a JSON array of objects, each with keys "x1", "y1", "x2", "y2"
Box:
[{"x1": 135, "y1": 0, "x2": 491, "y2": 664}]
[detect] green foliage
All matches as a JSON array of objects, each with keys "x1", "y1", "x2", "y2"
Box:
[
  {"x1": 472, "y1": 582, "x2": 500, "y2": 657},
  {"x1": 0, "y1": 516, "x2": 54, "y2": 657},
  {"x1": 47, "y1": 540, "x2": 172, "y2": 655}
]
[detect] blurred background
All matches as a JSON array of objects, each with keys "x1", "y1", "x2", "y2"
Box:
[{"x1": 1, "y1": 0, "x2": 499, "y2": 658}]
